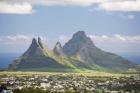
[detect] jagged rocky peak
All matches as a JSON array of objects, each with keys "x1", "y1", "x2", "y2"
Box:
[
  {"x1": 38, "y1": 37, "x2": 44, "y2": 49},
  {"x1": 32, "y1": 38, "x2": 40, "y2": 48},
  {"x1": 30, "y1": 37, "x2": 44, "y2": 49},
  {"x1": 53, "y1": 41, "x2": 65, "y2": 56},
  {"x1": 55, "y1": 42, "x2": 62, "y2": 48},
  {"x1": 23, "y1": 37, "x2": 46, "y2": 56}
]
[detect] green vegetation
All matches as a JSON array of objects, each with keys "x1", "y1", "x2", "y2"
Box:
[
  {"x1": 0, "y1": 71, "x2": 129, "y2": 77},
  {"x1": 13, "y1": 88, "x2": 97, "y2": 93},
  {"x1": 13, "y1": 87, "x2": 140, "y2": 93}
]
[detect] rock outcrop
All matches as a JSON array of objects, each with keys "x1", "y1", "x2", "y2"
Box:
[{"x1": 53, "y1": 42, "x2": 65, "y2": 56}]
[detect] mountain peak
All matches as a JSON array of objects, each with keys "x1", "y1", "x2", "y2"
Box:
[
  {"x1": 53, "y1": 41, "x2": 65, "y2": 56},
  {"x1": 38, "y1": 37, "x2": 44, "y2": 49},
  {"x1": 74, "y1": 31, "x2": 86, "y2": 35},
  {"x1": 63, "y1": 31, "x2": 94, "y2": 56},
  {"x1": 32, "y1": 38, "x2": 39, "y2": 47},
  {"x1": 73, "y1": 31, "x2": 87, "y2": 40},
  {"x1": 56, "y1": 41, "x2": 61, "y2": 46},
  {"x1": 27, "y1": 38, "x2": 40, "y2": 51},
  {"x1": 23, "y1": 37, "x2": 46, "y2": 56}
]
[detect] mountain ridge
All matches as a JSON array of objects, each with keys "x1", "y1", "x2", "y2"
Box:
[{"x1": 9, "y1": 31, "x2": 138, "y2": 72}]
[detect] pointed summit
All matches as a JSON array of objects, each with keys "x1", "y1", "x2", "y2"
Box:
[
  {"x1": 53, "y1": 42, "x2": 65, "y2": 56},
  {"x1": 38, "y1": 37, "x2": 44, "y2": 49},
  {"x1": 23, "y1": 38, "x2": 38, "y2": 56},
  {"x1": 31, "y1": 38, "x2": 40, "y2": 47},
  {"x1": 72, "y1": 31, "x2": 87, "y2": 40},
  {"x1": 23, "y1": 37, "x2": 45, "y2": 56},
  {"x1": 63, "y1": 31, "x2": 94, "y2": 56}
]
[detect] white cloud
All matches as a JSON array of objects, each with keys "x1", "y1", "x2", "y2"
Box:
[
  {"x1": 118, "y1": 13, "x2": 136, "y2": 20},
  {"x1": 6, "y1": 36, "x2": 17, "y2": 41},
  {"x1": 0, "y1": 34, "x2": 31, "y2": 44},
  {"x1": 16, "y1": 34, "x2": 30, "y2": 40},
  {"x1": 127, "y1": 15, "x2": 135, "y2": 19},
  {"x1": 0, "y1": 2, "x2": 33, "y2": 14},
  {"x1": 114, "y1": 34, "x2": 126, "y2": 41},
  {"x1": 58, "y1": 35, "x2": 70, "y2": 45},
  {"x1": 89, "y1": 34, "x2": 140, "y2": 55},
  {"x1": 0, "y1": 0, "x2": 105, "y2": 14},
  {"x1": 89, "y1": 34, "x2": 140, "y2": 43},
  {"x1": 1, "y1": 0, "x2": 140, "y2": 14},
  {"x1": 1, "y1": 0, "x2": 107, "y2": 7},
  {"x1": 101, "y1": 35, "x2": 108, "y2": 39},
  {"x1": 0, "y1": 34, "x2": 50, "y2": 45},
  {"x1": 99, "y1": 0, "x2": 140, "y2": 12}
]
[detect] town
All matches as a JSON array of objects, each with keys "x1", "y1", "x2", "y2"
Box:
[{"x1": 0, "y1": 72, "x2": 140, "y2": 93}]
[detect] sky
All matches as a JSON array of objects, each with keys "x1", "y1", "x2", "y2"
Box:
[{"x1": 0, "y1": 0, "x2": 140, "y2": 57}]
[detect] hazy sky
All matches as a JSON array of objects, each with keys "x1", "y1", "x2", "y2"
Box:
[{"x1": 0, "y1": 0, "x2": 140, "y2": 57}]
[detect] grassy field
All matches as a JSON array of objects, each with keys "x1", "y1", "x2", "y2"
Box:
[{"x1": 0, "y1": 71, "x2": 135, "y2": 77}]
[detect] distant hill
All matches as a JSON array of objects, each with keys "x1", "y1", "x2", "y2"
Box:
[{"x1": 9, "y1": 31, "x2": 139, "y2": 72}]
